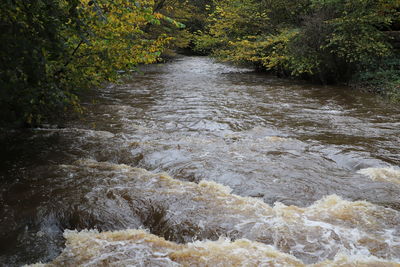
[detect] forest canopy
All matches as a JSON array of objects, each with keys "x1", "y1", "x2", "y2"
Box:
[{"x1": 0, "y1": 0, "x2": 399, "y2": 126}]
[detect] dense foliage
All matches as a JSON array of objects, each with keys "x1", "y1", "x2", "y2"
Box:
[
  {"x1": 0, "y1": 0, "x2": 182, "y2": 126},
  {"x1": 194, "y1": 0, "x2": 400, "y2": 93}
]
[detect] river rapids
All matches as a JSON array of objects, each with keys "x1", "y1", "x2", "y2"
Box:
[{"x1": 1, "y1": 56, "x2": 400, "y2": 266}]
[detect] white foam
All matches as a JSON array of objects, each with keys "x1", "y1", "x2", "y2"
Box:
[{"x1": 358, "y1": 167, "x2": 400, "y2": 184}]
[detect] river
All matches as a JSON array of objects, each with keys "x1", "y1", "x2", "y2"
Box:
[{"x1": 1, "y1": 56, "x2": 400, "y2": 266}]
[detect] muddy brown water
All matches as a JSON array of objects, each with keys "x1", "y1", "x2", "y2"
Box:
[{"x1": 1, "y1": 56, "x2": 400, "y2": 266}]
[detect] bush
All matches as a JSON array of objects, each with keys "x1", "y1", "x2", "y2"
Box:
[{"x1": 355, "y1": 56, "x2": 400, "y2": 101}]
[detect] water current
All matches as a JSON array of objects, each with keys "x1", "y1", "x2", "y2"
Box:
[{"x1": 1, "y1": 56, "x2": 400, "y2": 266}]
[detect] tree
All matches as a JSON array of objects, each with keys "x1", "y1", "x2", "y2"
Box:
[
  {"x1": 0, "y1": 0, "x2": 171, "y2": 126},
  {"x1": 194, "y1": 0, "x2": 400, "y2": 85}
]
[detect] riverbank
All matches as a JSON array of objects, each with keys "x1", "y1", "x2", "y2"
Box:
[
  {"x1": 190, "y1": 0, "x2": 400, "y2": 102},
  {"x1": 186, "y1": 51, "x2": 400, "y2": 103},
  {"x1": 351, "y1": 65, "x2": 400, "y2": 102}
]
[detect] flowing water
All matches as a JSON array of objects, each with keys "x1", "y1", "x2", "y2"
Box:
[{"x1": 1, "y1": 56, "x2": 400, "y2": 266}]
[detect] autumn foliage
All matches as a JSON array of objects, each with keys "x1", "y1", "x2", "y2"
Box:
[
  {"x1": 194, "y1": 0, "x2": 400, "y2": 88},
  {"x1": 0, "y1": 0, "x2": 179, "y2": 126}
]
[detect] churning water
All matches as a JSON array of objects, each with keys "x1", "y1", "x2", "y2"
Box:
[{"x1": 1, "y1": 56, "x2": 400, "y2": 266}]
